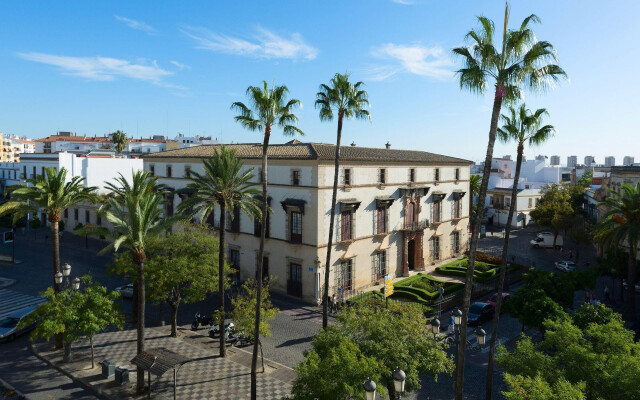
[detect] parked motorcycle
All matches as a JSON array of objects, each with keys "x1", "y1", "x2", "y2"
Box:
[
  {"x1": 191, "y1": 312, "x2": 215, "y2": 330},
  {"x1": 209, "y1": 321, "x2": 235, "y2": 338}
]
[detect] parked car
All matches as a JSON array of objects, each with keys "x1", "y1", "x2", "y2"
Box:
[
  {"x1": 468, "y1": 302, "x2": 494, "y2": 326},
  {"x1": 623, "y1": 280, "x2": 640, "y2": 293},
  {"x1": 530, "y1": 233, "x2": 563, "y2": 249},
  {"x1": 487, "y1": 293, "x2": 510, "y2": 310},
  {"x1": 0, "y1": 305, "x2": 37, "y2": 342},
  {"x1": 554, "y1": 261, "x2": 576, "y2": 272},
  {"x1": 115, "y1": 283, "x2": 134, "y2": 299}
]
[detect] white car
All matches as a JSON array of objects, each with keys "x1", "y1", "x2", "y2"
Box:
[
  {"x1": 115, "y1": 283, "x2": 134, "y2": 298},
  {"x1": 623, "y1": 280, "x2": 640, "y2": 293},
  {"x1": 554, "y1": 260, "x2": 576, "y2": 272},
  {"x1": 0, "y1": 305, "x2": 37, "y2": 342}
]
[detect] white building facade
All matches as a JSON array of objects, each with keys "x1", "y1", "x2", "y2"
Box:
[
  {"x1": 485, "y1": 188, "x2": 541, "y2": 228},
  {"x1": 144, "y1": 142, "x2": 472, "y2": 304}
]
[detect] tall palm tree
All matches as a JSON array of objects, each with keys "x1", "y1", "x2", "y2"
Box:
[
  {"x1": 595, "y1": 183, "x2": 640, "y2": 323},
  {"x1": 178, "y1": 146, "x2": 261, "y2": 357},
  {"x1": 315, "y1": 73, "x2": 370, "y2": 329},
  {"x1": 452, "y1": 4, "x2": 566, "y2": 399},
  {"x1": 111, "y1": 130, "x2": 128, "y2": 154},
  {"x1": 486, "y1": 104, "x2": 554, "y2": 397},
  {"x1": 0, "y1": 167, "x2": 98, "y2": 348},
  {"x1": 85, "y1": 171, "x2": 181, "y2": 394},
  {"x1": 469, "y1": 174, "x2": 481, "y2": 225},
  {"x1": 231, "y1": 81, "x2": 303, "y2": 400}
]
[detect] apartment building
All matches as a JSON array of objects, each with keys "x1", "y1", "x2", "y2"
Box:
[
  {"x1": 623, "y1": 156, "x2": 635, "y2": 166},
  {"x1": 485, "y1": 188, "x2": 541, "y2": 228},
  {"x1": 550, "y1": 155, "x2": 560, "y2": 166},
  {"x1": 144, "y1": 141, "x2": 472, "y2": 303},
  {"x1": 567, "y1": 156, "x2": 578, "y2": 168},
  {"x1": 584, "y1": 156, "x2": 595, "y2": 167},
  {"x1": 604, "y1": 156, "x2": 615, "y2": 167},
  {"x1": 35, "y1": 131, "x2": 173, "y2": 154}
]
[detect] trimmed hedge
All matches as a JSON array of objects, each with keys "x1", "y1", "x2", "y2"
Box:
[
  {"x1": 394, "y1": 273, "x2": 463, "y2": 301},
  {"x1": 436, "y1": 257, "x2": 523, "y2": 283}
]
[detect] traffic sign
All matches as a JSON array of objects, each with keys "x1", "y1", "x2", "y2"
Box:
[
  {"x1": 384, "y1": 289, "x2": 394, "y2": 298},
  {"x1": 384, "y1": 272, "x2": 394, "y2": 298}
]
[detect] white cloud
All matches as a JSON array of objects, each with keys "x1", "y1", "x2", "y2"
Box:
[
  {"x1": 114, "y1": 15, "x2": 155, "y2": 34},
  {"x1": 182, "y1": 26, "x2": 318, "y2": 61},
  {"x1": 368, "y1": 43, "x2": 453, "y2": 81},
  {"x1": 18, "y1": 52, "x2": 176, "y2": 87},
  {"x1": 390, "y1": 0, "x2": 414, "y2": 4},
  {"x1": 169, "y1": 60, "x2": 191, "y2": 70}
]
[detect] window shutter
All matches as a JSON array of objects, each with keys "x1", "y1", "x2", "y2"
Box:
[
  {"x1": 429, "y1": 238, "x2": 434, "y2": 261},
  {"x1": 336, "y1": 212, "x2": 342, "y2": 242}
]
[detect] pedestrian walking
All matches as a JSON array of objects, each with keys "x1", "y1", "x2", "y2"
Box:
[
  {"x1": 332, "y1": 294, "x2": 337, "y2": 313},
  {"x1": 604, "y1": 286, "x2": 610, "y2": 302},
  {"x1": 448, "y1": 312, "x2": 455, "y2": 334},
  {"x1": 327, "y1": 294, "x2": 334, "y2": 314}
]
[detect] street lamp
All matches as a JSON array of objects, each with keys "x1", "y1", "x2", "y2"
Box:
[
  {"x1": 54, "y1": 271, "x2": 63, "y2": 286},
  {"x1": 72, "y1": 277, "x2": 81, "y2": 291},
  {"x1": 430, "y1": 317, "x2": 440, "y2": 337},
  {"x1": 392, "y1": 367, "x2": 406, "y2": 399},
  {"x1": 62, "y1": 262, "x2": 71, "y2": 277},
  {"x1": 453, "y1": 308, "x2": 462, "y2": 325},
  {"x1": 475, "y1": 328, "x2": 487, "y2": 346},
  {"x1": 55, "y1": 263, "x2": 80, "y2": 292},
  {"x1": 363, "y1": 377, "x2": 377, "y2": 400}
]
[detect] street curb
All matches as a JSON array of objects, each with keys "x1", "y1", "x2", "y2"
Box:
[
  {"x1": 0, "y1": 278, "x2": 16, "y2": 290},
  {"x1": 0, "y1": 377, "x2": 27, "y2": 400},
  {"x1": 28, "y1": 342, "x2": 114, "y2": 400}
]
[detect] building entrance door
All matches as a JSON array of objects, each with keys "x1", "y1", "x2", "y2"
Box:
[{"x1": 408, "y1": 239, "x2": 415, "y2": 270}]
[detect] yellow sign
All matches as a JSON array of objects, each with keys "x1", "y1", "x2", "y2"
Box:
[{"x1": 384, "y1": 289, "x2": 394, "y2": 298}]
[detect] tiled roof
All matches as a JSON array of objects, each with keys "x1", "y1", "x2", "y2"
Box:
[
  {"x1": 143, "y1": 141, "x2": 472, "y2": 165},
  {"x1": 35, "y1": 135, "x2": 173, "y2": 143}
]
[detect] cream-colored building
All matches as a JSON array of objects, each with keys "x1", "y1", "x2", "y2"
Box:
[{"x1": 144, "y1": 141, "x2": 472, "y2": 304}]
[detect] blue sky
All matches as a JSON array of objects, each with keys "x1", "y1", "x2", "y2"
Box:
[{"x1": 1, "y1": 0, "x2": 638, "y2": 164}]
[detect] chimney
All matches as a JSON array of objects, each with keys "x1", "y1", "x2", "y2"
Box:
[
  {"x1": 385, "y1": 142, "x2": 391, "y2": 149},
  {"x1": 351, "y1": 141, "x2": 356, "y2": 147}
]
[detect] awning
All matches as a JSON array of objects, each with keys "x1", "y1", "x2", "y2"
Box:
[
  {"x1": 453, "y1": 190, "x2": 466, "y2": 199},
  {"x1": 432, "y1": 191, "x2": 446, "y2": 201},
  {"x1": 399, "y1": 185, "x2": 430, "y2": 196},
  {"x1": 280, "y1": 198, "x2": 307, "y2": 214},
  {"x1": 339, "y1": 198, "x2": 361, "y2": 211},
  {"x1": 375, "y1": 196, "x2": 395, "y2": 208}
]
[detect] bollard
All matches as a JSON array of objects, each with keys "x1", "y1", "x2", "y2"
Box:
[
  {"x1": 115, "y1": 367, "x2": 130, "y2": 385},
  {"x1": 101, "y1": 360, "x2": 115, "y2": 379}
]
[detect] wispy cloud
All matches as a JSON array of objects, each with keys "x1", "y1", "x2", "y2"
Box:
[
  {"x1": 114, "y1": 15, "x2": 155, "y2": 34},
  {"x1": 390, "y1": 0, "x2": 415, "y2": 4},
  {"x1": 18, "y1": 52, "x2": 180, "y2": 88},
  {"x1": 169, "y1": 60, "x2": 191, "y2": 70},
  {"x1": 182, "y1": 26, "x2": 318, "y2": 61},
  {"x1": 367, "y1": 43, "x2": 453, "y2": 81}
]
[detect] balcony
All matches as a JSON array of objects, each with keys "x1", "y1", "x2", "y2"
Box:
[{"x1": 402, "y1": 219, "x2": 429, "y2": 231}]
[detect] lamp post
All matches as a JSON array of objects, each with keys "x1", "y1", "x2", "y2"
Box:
[
  {"x1": 363, "y1": 377, "x2": 377, "y2": 400},
  {"x1": 451, "y1": 307, "x2": 463, "y2": 389},
  {"x1": 430, "y1": 317, "x2": 440, "y2": 339},
  {"x1": 55, "y1": 263, "x2": 81, "y2": 362},
  {"x1": 392, "y1": 367, "x2": 406, "y2": 399},
  {"x1": 475, "y1": 328, "x2": 487, "y2": 347}
]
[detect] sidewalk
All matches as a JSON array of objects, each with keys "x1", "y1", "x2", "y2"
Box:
[{"x1": 33, "y1": 325, "x2": 295, "y2": 400}]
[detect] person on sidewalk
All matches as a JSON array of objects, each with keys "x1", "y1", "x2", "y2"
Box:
[
  {"x1": 604, "y1": 286, "x2": 610, "y2": 303},
  {"x1": 448, "y1": 312, "x2": 455, "y2": 334},
  {"x1": 328, "y1": 294, "x2": 334, "y2": 314}
]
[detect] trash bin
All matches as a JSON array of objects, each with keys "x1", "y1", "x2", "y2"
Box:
[
  {"x1": 115, "y1": 367, "x2": 130, "y2": 386},
  {"x1": 101, "y1": 360, "x2": 115, "y2": 379}
]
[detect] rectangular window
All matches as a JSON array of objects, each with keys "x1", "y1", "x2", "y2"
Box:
[
  {"x1": 206, "y1": 211, "x2": 215, "y2": 228},
  {"x1": 23, "y1": 166, "x2": 26, "y2": 178},
  {"x1": 97, "y1": 214, "x2": 102, "y2": 226},
  {"x1": 344, "y1": 168, "x2": 351, "y2": 186},
  {"x1": 454, "y1": 198, "x2": 461, "y2": 219},
  {"x1": 290, "y1": 211, "x2": 302, "y2": 243},
  {"x1": 292, "y1": 170, "x2": 301, "y2": 186},
  {"x1": 505, "y1": 197, "x2": 511, "y2": 209},
  {"x1": 184, "y1": 165, "x2": 191, "y2": 178},
  {"x1": 85, "y1": 210, "x2": 90, "y2": 223},
  {"x1": 435, "y1": 168, "x2": 440, "y2": 182},
  {"x1": 455, "y1": 168, "x2": 460, "y2": 181},
  {"x1": 409, "y1": 168, "x2": 415, "y2": 182},
  {"x1": 287, "y1": 263, "x2": 303, "y2": 297},
  {"x1": 433, "y1": 236, "x2": 440, "y2": 261},
  {"x1": 229, "y1": 249, "x2": 240, "y2": 270},
  {"x1": 373, "y1": 251, "x2": 386, "y2": 281},
  {"x1": 376, "y1": 207, "x2": 386, "y2": 234},
  {"x1": 166, "y1": 194, "x2": 174, "y2": 217},
  {"x1": 41, "y1": 166, "x2": 45, "y2": 177},
  {"x1": 230, "y1": 207, "x2": 240, "y2": 233},
  {"x1": 254, "y1": 213, "x2": 270, "y2": 238},
  {"x1": 528, "y1": 198, "x2": 533, "y2": 208},
  {"x1": 340, "y1": 211, "x2": 352, "y2": 241},
  {"x1": 379, "y1": 169, "x2": 386, "y2": 184},
  {"x1": 336, "y1": 259, "x2": 353, "y2": 290},
  {"x1": 33, "y1": 166, "x2": 36, "y2": 178},
  {"x1": 64, "y1": 209, "x2": 68, "y2": 219},
  {"x1": 166, "y1": 165, "x2": 172, "y2": 178},
  {"x1": 74, "y1": 209, "x2": 79, "y2": 220},
  {"x1": 149, "y1": 164, "x2": 155, "y2": 177},
  {"x1": 453, "y1": 232, "x2": 460, "y2": 253},
  {"x1": 433, "y1": 201, "x2": 441, "y2": 223}
]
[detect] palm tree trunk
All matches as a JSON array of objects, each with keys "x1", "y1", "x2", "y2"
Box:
[
  {"x1": 323, "y1": 111, "x2": 343, "y2": 329},
  {"x1": 219, "y1": 201, "x2": 227, "y2": 356},
  {"x1": 131, "y1": 283, "x2": 138, "y2": 324},
  {"x1": 626, "y1": 245, "x2": 637, "y2": 322},
  {"x1": 136, "y1": 258, "x2": 146, "y2": 394},
  {"x1": 485, "y1": 142, "x2": 523, "y2": 400},
  {"x1": 455, "y1": 85, "x2": 504, "y2": 400},
  {"x1": 50, "y1": 217, "x2": 64, "y2": 350},
  {"x1": 170, "y1": 302, "x2": 179, "y2": 338},
  {"x1": 251, "y1": 126, "x2": 270, "y2": 400}
]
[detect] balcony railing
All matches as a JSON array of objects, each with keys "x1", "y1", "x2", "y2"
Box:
[{"x1": 402, "y1": 219, "x2": 429, "y2": 231}]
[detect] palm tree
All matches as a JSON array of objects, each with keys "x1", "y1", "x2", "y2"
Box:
[
  {"x1": 486, "y1": 104, "x2": 554, "y2": 396},
  {"x1": 315, "y1": 73, "x2": 370, "y2": 329},
  {"x1": 0, "y1": 167, "x2": 97, "y2": 348},
  {"x1": 452, "y1": 3, "x2": 566, "y2": 399},
  {"x1": 469, "y1": 174, "x2": 481, "y2": 225},
  {"x1": 85, "y1": 171, "x2": 181, "y2": 394},
  {"x1": 231, "y1": 81, "x2": 303, "y2": 400},
  {"x1": 178, "y1": 146, "x2": 261, "y2": 357},
  {"x1": 111, "y1": 130, "x2": 128, "y2": 154},
  {"x1": 595, "y1": 183, "x2": 640, "y2": 323}
]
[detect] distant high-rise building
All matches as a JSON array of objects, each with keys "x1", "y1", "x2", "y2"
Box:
[
  {"x1": 584, "y1": 156, "x2": 595, "y2": 167},
  {"x1": 535, "y1": 155, "x2": 547, "y2": 161},
  {"x1": 550, "y1": 155, "x2": 560, "y2": 166},
  {"x1": 623, "y1": 156, "x2": 635, "y2": 166},
  {"x1": 567, "y1": 155, "x2": 578, "y2": 168},
  {"x1": 604, "y1": 156, "x2": 615, "y2": 167}
]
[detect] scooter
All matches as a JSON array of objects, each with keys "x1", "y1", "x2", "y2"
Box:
[
  {"x1": 208, "y1": 321, "x2": 235, "y2": 338},
  {"x1": 191, "y1": 312, "x2": 214, "y2": 330}
]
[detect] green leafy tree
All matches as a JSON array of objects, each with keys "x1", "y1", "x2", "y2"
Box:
[
  {"x1": 505, "y1": 286, "x2": 566, "y2": 333},
  {"x1": 231, "y1": 279, "x2": 279, "y2": 372},
  {"x1": 452, "y1": 4, "x2": 566, "y2": 397},
  {"x1": 566, "y1": 216, "x2": 593, "y2": 263},
  {"x1": 177, "y1": 146, "x2": 261, "y2": 355},
  {"x1": 31, "y1": 214, "x2": 41, "y2": 230},
  {"x1": 572, "y1": 302, "x2": 618, "y2": 330},
  {"x1": 595, "y1": 182, "x2": 640, "y2": 322},
  {"x1": 488, "y1": 104, "x2": 555, "y2": 392},
  {"x1": 0, "y1": 167, "x2": 98, "y2": 348},
  {"x1": 80, "y1": 171, "x2": 182, "y2": 394},
  {"x1": 290, "y1": 327, "x2": 382, "y2": 400},
  {"x1": 530, "y1": 183, "x2": 574, "y2": 246},
  {"x1": 144, "y1": 224, "x2": 230, "y2": 337},
  {"x1": 232, "y1": 81, "x2": 302, "y2": 400},
  {"x1": 111, "y1": 130, "x2": 128, "y2": 154},
  {"x1": 502, "y1": 373, "x2": 585, "y2": 400},
  {"x1": 75, "y1": 277, "x2": 124, "y2": 368},
  {"x1": 596, "y1": 247, "x2": 628, "y2": 302},
  {"x1": 315, "y1": 73, "x2": 370, "y2": 329}
]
